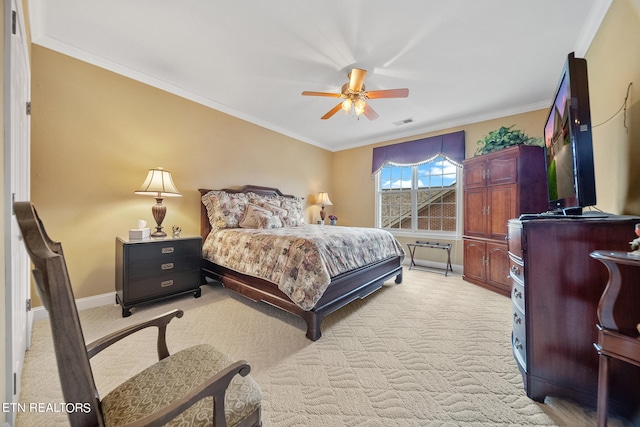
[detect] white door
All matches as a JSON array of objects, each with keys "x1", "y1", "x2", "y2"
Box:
[{"x1": 5, "y1": 0, "x2": 31, "y2": 421}]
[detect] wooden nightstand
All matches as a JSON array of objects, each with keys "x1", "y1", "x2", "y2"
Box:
[{"x1": 115, "y1": 236, "x2": 202, "y2": 317}]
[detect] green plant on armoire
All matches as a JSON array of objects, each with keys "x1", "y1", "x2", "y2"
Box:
[{"x1": 475, "y1": 125, "x2": 543, "y2": 156}]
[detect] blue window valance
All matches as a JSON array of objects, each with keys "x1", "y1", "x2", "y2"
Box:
[{"x1": 371, "y1": 130, "x2": 465, "y2": 176}]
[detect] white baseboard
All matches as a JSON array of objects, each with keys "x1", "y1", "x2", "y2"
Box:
[{"x1": 32, "y1": 292, "x2": 116, "y2": 322}]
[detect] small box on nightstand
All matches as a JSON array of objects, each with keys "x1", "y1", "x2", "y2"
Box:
[{"x1": 129, "y1": 228, "x2": 150, "y2": 240}]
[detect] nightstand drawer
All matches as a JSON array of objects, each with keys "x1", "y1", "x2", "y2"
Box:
[
  {"x1": 126, "y1": 269, "x2": 201, "y2": 303},
  {"x1": 128, "y1": 254, "x2": 201, "y2": 280},
  {"x1": 127, "y1": 239, "x2": 201, "y2": 261}
]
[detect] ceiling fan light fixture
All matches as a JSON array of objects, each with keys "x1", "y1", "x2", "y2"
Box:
[
  {"x1": 341, "y1": 97, "x2": 366, "y2": 117},
  {"x1": 302, "y1": 68, "x2": 408, "y2": 121},
  {"x1": 354, "y1": 98, "x2": 366, "y2": 115},
  {"x1": 341, "y1": 99, "x2": 353, "y2": 113}
]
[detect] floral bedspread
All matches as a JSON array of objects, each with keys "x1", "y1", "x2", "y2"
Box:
[{"x1": 202, "y1": 225, "x2": 405, "y2": 311}]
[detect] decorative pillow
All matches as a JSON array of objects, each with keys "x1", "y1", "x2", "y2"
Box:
[
  {"x1": 264, "y1": 203, "x2": 288, "y2": 222},
  {"x1": 277, "y1": 196, "x2": 306, "y2": 226},
  {"x1": 201, "y1": 191, "x2": 249, "y2": 231},
  {"x1": 240, "y1": 204, "x2": 283, "y2": 229},
  {"x1": 247, "y1": 192, "x2": 282, "y2": 207}
]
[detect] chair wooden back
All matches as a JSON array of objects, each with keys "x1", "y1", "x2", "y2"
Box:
[{"x1": 14, "y1": 202, "x2": 104, "y2": 426}]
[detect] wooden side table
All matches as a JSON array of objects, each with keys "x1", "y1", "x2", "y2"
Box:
[
  {"x1": 590, "y1": 250, "x2": 640, "y2": 427},
  {"x1": 116, "y1": 236, "x2": 202, "y2": 316}
]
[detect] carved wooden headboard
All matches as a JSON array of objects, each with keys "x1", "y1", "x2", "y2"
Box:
[{"x1": 198, "y1": 185, "x2": 297, "y2": 241}]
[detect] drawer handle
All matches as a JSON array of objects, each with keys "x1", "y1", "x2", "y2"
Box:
[
  {"x1": 513, "y1": 312, "x2": 522, "y2": 324},
  {"x1": 160, "y1": 279, "x2": 174, "y2": 288},
  {"x1": 513, "y1": 288, "x2": 522, "y2": 299},
  {"x1": 514, "y1": 337, "x2": 523, "y2": 350},
  {"x1": 510, "y1": 265, "x2": 521, "y2": 275},
  {"x1": 161, "y1": 247, "x2": 175, "y2": 254},
  {"x1": 161, "y1": 262, "x2": 174, "y2": 270}
]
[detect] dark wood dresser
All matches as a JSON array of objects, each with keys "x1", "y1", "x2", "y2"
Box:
[
  {"x1": 508, "y1": 216, "x2": 640, "y2": 420},
  {"x1": 116, "y1": 236, "x2": 202, "y2": 316},
  {"x1": 462, "y1": 145, "x2": 547, "y2": 296}
]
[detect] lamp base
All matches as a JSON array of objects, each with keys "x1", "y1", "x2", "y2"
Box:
[
  {"x1": 151, "y1": 228, "x2": 166, "y2": 238},
  {"x1": 151, "y1": 198, "x2": 167, "y2": 238}
]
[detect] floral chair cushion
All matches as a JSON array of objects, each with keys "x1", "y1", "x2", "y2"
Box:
[{"x1": 101, "y1": 344, "x2": 262, "y2": 427}]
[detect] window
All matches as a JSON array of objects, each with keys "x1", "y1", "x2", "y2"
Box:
[{"x1": 376, "y1": 156, "x2": 461, "y2": 235}]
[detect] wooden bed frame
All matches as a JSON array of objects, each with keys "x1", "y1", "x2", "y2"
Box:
[{"x1": 199, "y1": 185, "x2": 403, "y2": 341}]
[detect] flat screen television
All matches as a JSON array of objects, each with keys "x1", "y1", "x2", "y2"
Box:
[{"x1": 543, "y1": 52, "x2": 597, "y2": 215}]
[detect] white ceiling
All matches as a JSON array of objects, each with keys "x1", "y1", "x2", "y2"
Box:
[{"x1": 28, "y1": 0, "x2": 610, "y2": 152}]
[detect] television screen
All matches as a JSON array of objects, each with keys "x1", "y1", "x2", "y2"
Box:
[
  {"x1": 543, "y1": 53, "x2": 596, "y2": 214},
  {"x1": 544, "y1": 74, "x2": 573, "y2": 201}
]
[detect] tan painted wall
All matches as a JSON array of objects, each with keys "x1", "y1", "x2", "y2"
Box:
[
  {"x1": 30, "y1": 45, "x2": 332, "y2": 303},
  {"x1": 585, "y1": 0, "x2": 640, "y2": 215}
]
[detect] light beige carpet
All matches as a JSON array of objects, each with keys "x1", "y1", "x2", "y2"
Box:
[{"x1": 15, "y1": 269, "x2": 630, "y2": 426}]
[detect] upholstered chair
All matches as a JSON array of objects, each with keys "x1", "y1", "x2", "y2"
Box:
[{"x1": 14, "y1": 201, "x2": 262, "y2": 427}]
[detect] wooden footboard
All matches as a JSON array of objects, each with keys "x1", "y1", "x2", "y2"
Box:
[{"x1": 202, "y1": 255, "x2": 403, "y2": 340}]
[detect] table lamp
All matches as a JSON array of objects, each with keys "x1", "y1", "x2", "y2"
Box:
[
  {"x1": 135, "y1": 167, "x2": 181, "y2": 238},
  {"x1": 316, "y1": 192, "x2": 333, "y2": 223}
]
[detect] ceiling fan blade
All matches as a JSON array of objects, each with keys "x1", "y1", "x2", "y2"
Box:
[
  {"x1": 321, "y1": 103, "x2": 343, "y2": 120},
  {"x1": 365, "y1": 88, "x2": 409, "y2": 99},
  {"x1": 301, "y1": 91, "x2": 342, "y2": 98},
  {"x1": 348, "y1": 68, "x2": 367, "y2": 92},
  {"x1": 362, "y1": 103, "x2": 379, "y2": 120}
]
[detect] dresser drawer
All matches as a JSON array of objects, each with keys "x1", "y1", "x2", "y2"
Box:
[
  {"x1": 511, "y1": 276, "x2": 525, "y2": 314},
  {"x1": 126, "y1": 269, "x2": 201, "y2": 303},
  {"x1": 512, "y1": 333, "x2": 527, "y2": 371},
  {"x1": 507, "y1": 220, "x2": 523, "y2": 259},
  {"x1": 509, "y1": 254, "x2": 525, "y2": 286},
  {"x1": 512, "y1": 303, "x2": 526, "y2": 339},
  {"x1": 128, "y1": 254, "x2": 201, "y2": 280},
  {"x1": 512, "y1": 304, "x2": 527, "y2": 369}
]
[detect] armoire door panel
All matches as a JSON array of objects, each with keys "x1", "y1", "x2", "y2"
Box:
[
  {"x1": 463, "y1": 240, "x2": 486, "y2": 282},
  {"x1": 486, "y1": 242, "x2": 510, "y2": 291},
  {"x1": 488, "y1": 185, "x2": 517, "y2": 240},
  {"x1": 464, "y1": 188, "x2": 487, "y2": 237},
  {"x1": 486, "y1": 156, "x2": 518, "y2": 186}
]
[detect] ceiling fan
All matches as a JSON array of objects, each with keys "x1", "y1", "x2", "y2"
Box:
[{"x1": 301, "y1": 68, "x2": 409, "y2": 120}]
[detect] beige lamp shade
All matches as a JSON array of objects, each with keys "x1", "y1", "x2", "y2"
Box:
[
  {"x1": 135, "y1": 167, "x2": 181, "y2": 238},
  {"x1": 316, "y1": 192, "x2": 333, "y2": 207},
  {"x1": 135, "y1": 167, "x2": 182, "y2": 197}
]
